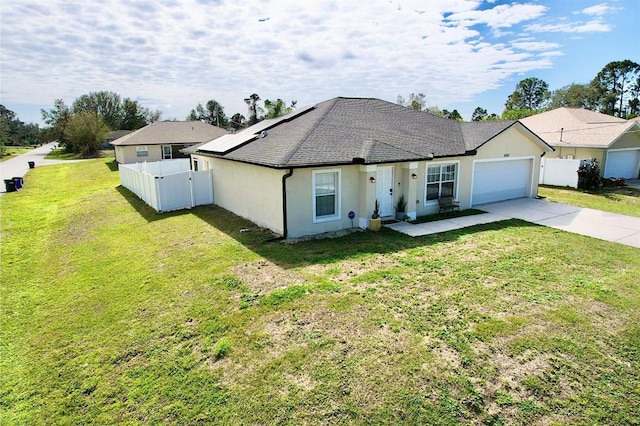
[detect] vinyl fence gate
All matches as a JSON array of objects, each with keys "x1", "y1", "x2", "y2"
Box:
[{"x1": 119, "y1": 159, "x2": 213, "y2": 212}]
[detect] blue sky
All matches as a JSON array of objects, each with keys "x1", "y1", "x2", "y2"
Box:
[{"x1": 1, "y1": 0, "x2": 638, "y2": 125}]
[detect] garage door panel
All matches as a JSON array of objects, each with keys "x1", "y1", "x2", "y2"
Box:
[
  {"x1": 605, "y1": 150, "x2": 639, "y2": 179},
  {"x1": 473, "y1": 159, "x2": 531, "y2": 205}
]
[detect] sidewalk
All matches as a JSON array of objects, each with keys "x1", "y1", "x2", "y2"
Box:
[
  {"x1": 386, "y1": 198, "x2": 640, "y2": 249},
  {"x1": 1, "y1": 144, "x2": 89, "y2": 194}
]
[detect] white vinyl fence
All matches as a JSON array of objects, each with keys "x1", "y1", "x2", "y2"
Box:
[
  {"x1": 539, "y1": 157, "x2": 581, "y2": 188},
  {"x1": 119, "y1": 159, "x2": 213, "y2": 212}
]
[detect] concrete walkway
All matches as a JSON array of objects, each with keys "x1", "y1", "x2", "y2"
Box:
[
  {"x1": 386, "y1": 198, "x2": 640, "y2": 249},
  {"x1": 626, "y1": 179, "x2": 640, "y2": 189},
  {"x1": 0, "y1": 143, "x2": 89, "y2": 194}
]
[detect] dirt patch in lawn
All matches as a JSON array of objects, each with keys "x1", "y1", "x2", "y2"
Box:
[{"x1": 231, "y1": 259, "x2": 307, "y2": 293}]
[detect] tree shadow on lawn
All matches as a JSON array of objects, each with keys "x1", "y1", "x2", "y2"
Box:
[{"x1": 116, "y1": 184, "x2": 541, "y2": 269}]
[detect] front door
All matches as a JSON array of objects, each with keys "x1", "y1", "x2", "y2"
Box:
[{"x1": 376, "y1": 166, "x2": 394, "y2": 217}]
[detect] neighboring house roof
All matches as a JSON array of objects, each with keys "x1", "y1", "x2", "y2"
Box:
[
  {"x1": 520, "y1": 107, "x2": 638, "y2": 148},
  {"x1": 105, "y1": 130, "x2": 133, "y2": 141},
  {"x1": 191, "y1": 97, "x2": 550, "y2": 168},
  {"x1": 110, "y1": 121, "x2": 227, "y2": 146}
]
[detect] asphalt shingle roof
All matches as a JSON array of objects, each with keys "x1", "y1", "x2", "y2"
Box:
[
  {"x1": 195, "y1": 97, "x2": 520, "y2": 168},
  {"x1": 110, "y1": 121, "x2": 227, "y2": 146},
  {"x1": 520, "y1": 107, "x2": 637, "y2": 148}
]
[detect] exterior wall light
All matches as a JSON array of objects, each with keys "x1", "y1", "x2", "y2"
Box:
[
  {"x1": 411, "y1": 173, "x2": 417, "y2": 179},
  {"x1": 370, "y1": 176, "x2": 376, "y2": 183}
]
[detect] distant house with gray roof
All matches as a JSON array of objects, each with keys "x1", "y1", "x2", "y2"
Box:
[
  {"x1": 103, "y1": 130, "x2": 133, "y2": 149},
  {"x1": 187, "y1": 97, "x2": 553, "y2": 238},
  {"x1": 521, "y1": 107, "x2": 640, "y2": 179},
  {"x1": 110, "y1": 121, "x2": 227, "y2": 164}
]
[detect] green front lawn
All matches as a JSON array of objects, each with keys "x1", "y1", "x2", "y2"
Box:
[
  {"x1": 539, "y1": 185, "x2": 640, "y2": 218},
  {"x1": 0, "y1": 146, "x2": 34, "y2": 161},
  {"x1": 2, "y1": 161, "x2": 639, "y2": 424},
  {"x1": 45, "y1": 148, "x2": 115, "y2": 160}
]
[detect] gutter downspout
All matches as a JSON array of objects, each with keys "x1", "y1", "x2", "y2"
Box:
[
  {"x1": 536, "y1": 151, "x2": 547, "y2": 199},
  {"x1": 282, "y1": 168, "x2": 294, "y2": 239}
]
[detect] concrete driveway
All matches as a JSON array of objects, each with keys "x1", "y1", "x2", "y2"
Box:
[
  {"x1": 1, "y1": 143, "x2": 89, "y2": 194},
  {"x1": 477, "y1": 198, "x2": 640, "y2": 248},
  {"x1": 387, "y1": 198, "x2": 640, "y2": 249}
]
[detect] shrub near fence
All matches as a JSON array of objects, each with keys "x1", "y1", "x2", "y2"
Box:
[{"x1": 119, "y1": 159, "x2": 213, "y2": 212}]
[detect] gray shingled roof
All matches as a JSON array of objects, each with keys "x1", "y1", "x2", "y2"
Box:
[
  {"x1": 194, "y1": 97, "x2": 524, "y2": 168},
  {"x1": 110, "y1": 121, "x2": 227, "y2": 146}
]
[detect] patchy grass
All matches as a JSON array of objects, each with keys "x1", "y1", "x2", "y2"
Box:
[
  {"x1": 2, "y1": 160, "x2": 640, "y2": 424},
  {"x1": 539, "y1": 184, "x2": 640, "y2": 217}
]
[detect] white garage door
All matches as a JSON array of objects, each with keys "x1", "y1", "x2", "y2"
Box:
[
  {"x1": 472, "y1": 159, "x2": 531, "y2": 205},
  {"x1": 605, "y1": 150, "x2": 640, "y2": 179}
]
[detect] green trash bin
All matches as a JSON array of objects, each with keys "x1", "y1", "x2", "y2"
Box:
[{"x1": 4, "y1": 179, "x2": 17, "y2": 192}]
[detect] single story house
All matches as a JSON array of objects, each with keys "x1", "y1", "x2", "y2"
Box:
[
  {"x1": 103, "y1": 130, "x2": 133, "y2": 149},
  {"x1": 111, "y1": 121, "x2": 227, "y2": 164},
  {"x1": 521, "y1": 108, "x2": 640, "y2": 179},
  {"x1": 187, "y1": 97, "x2": 553, "y2": 238}
]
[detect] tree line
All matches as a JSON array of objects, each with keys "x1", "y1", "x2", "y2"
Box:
[
  {"x1": 400, "y1": 59, "x2": 640, "y2": 121},
  {"x1": 185, "y1": 94, "x2": 297, "y2": 129},
  {"x1": 3, "y1": 59, "x2": 636, "y2": 156},
  {"x1": 1, "y1": 91, "x2": 296, "y2": 156},
  {"x1": 38, "y1": 92, "x2": 162, "y2": 156}
]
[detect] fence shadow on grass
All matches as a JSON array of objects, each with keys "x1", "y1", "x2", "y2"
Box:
[{"x1": 115, "y1": 185, "x2": 194, "y2": 222}]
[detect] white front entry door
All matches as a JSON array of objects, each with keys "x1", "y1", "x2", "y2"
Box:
[{"x1": 376, "y1": 166, "x2": 394, "y2": 217}]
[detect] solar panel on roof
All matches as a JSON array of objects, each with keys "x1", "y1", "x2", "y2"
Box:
[{"x1": 197, "y1": 105, "x2": 315, "y2": 154}]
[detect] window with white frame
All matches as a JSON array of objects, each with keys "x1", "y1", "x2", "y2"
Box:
[
  {"x1": 162, "y1": 145, "x2": 172, "y2": 159},
  {"x1": 425, "y1": 163, "x2": 457, "y2": 201},
  {"x1": 136, "y1": 146, "x2": 148, "y2": 157},
  {"x1": 313, "y1": 169, "x2": 341, "y2": 222}
]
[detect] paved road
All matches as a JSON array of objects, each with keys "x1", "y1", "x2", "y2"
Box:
[{"x1": 0, "y1": 143, "x2": 89, "y2": 194}]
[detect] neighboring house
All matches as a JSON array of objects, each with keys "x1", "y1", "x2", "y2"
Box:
[
  {"x1": 521, "y1": 108, "x2": 640, "y2": 179},
  {"x1": 110, "y1": 121, "x2": 227, "y2": 164},
  {"x1": 103, "y1": 130, "x2": 133, "y2": 149},
  {"x1": 187, "y1": 97, "x2": 553, "y2": 239}
]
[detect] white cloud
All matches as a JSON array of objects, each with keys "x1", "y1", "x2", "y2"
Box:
[
  {"x1": 581, "y1": 3, "x2": 611, "y2": 16},
  {"x1": 525, "y1": 20, "x2": 611, "y2": 33},
  {"x1": 0, "y1": 0, "x2": 617, "y2": 122}
]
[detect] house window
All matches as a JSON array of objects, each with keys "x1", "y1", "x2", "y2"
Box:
[
  {"x1": 425, "y1": 163, "x2": 457, "y2": 201},
  {"x1": 136, "y1": 146, "x2": 148, "y2": 157},
  {"x1": 312, "y1": 169, "x2": 341, "y2": 222},
  {"x1": 162, "y1": 145, "x2": 172, "y2": 160}
]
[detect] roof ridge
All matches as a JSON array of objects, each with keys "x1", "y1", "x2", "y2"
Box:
[{"x1": 277, "y1": 98, "x2": 340, "y2": 166}]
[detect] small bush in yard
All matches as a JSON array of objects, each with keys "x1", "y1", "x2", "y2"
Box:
[{"x1": 577, "y1": 159, "x2": 601, "y2": 189}]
